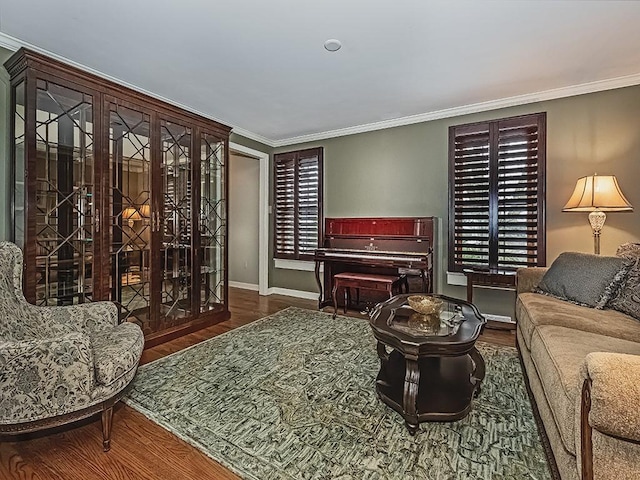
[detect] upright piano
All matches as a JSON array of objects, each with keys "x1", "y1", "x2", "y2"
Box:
[{"x1": 314, "y1": 217, "x2": 436, "y2": 309}]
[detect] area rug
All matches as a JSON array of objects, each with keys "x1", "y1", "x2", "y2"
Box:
[{"x1": 124, "y1": 307, "x2": 551, "y2": 480}]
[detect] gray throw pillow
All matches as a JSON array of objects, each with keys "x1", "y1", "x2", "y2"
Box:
[
  {"x1": 608, "y1": 244, "x2": 640, "y2": 320},
  {"x1": 536, "y1": 252, "x2": 630, "y2": 308}
]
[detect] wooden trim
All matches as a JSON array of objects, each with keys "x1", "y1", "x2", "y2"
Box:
[
  {"x1": 223, "y1": 137, "x2": 230, "y2": 311},
  {"x1": 580, "y1": 379, "x2": 594, "y2": 480},
  {"x1": 0, "y1": 386, "x2": 128, "y2": 437},
  {"x1": 143, "y1": 310, "x2": 230, "y2": 348},
  {"x1": 23, "y1": 69, "x2": 37, "y2": 304}
]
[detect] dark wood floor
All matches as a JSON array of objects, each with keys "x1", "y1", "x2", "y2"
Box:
[{"x1": 0, "y1": 288, "x2": 515, "y2": 480}]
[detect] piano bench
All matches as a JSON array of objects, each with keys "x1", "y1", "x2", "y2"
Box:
[{"x1": 332, "y1": 272, "x2": 406, "y2": 318}]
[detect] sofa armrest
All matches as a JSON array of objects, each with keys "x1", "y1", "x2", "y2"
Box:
[
  {"x1": 0, "y1": 333, "x2": 95, "y2": 423},
  {"x1": 31, "y1": 301, "x2": 119, "y2": 334},
  {"x1": 516, "y1": 267, "x2": 548, "y2": 295},
  {"x1": 581, "y1": 352, "x2": 640, "y2": 442}
]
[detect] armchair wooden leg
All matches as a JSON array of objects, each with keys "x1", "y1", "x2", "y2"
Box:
[{"x1": 101, "y1": 405, "x2": 114, "y2": 452}]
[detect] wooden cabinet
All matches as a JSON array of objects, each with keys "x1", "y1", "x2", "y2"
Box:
[{"x1": 5, "y1": 48, "x2": 231, "y2": 346}]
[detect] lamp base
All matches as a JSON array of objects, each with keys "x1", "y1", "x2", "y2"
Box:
[{"x1": 588, "y1": 210, "x2": 606, "y2": 255}]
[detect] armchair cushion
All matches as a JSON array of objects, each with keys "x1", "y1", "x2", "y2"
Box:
[
  {"x1": 91, "y1": 322, "x2": 145, "y2": 387},
  {"x1": 0, "y1": 332, "x2": 95, "y2": 424},
  {"x1": 581, "y1": 352, "x2": 640, "y2": 442}
]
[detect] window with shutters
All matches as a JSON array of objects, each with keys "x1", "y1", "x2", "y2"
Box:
[
  {"x1": 448, "y1": 113, "x2": 546, "y2": 274},
  {"x1": 274, "y1": 147, "x2": 323, "y2": 261}
]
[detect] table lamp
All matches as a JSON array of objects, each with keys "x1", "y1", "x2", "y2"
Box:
[
  {"x1": 563, "y1": 174, "x2": 633, "y2": 254},
  {"x1": 123, "y1": 207, "x2": 142, "y2": 227}
]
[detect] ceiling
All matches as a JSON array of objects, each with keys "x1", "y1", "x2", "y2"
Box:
[{"x1": 1, "y1": 1, "x2": 640, "y2": 146}]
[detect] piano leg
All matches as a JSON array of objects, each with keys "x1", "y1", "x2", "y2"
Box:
[
  {"x1": 315, "y1": 260, "x2": 323, "y2": 309},
  {"x1": 332, "y1": 282, "x2": 339, "y2": 318},
  {"x1": 344, "y1": 287, "x2": 350, "y2": 314},
  {"x1": 420, "y1": 269, "x2": 428, "y2": 292}
]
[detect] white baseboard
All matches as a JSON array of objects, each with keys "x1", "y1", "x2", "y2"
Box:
[
  {"x1": 266, "y1": 287, "x2": 319, "y2": 300},
  {"x1": 229, "y1": 281, "x2": 260, "y2": 291}
]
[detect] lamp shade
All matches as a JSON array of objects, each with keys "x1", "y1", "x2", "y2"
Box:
[
  {"x1": 140, "y1": 204, "x2": 151, "y2": 218},
  {"x1": 563, "y1": 175, "x2": 633, "y2": 212},
  {"x1": 122, "y1": 207, "x2": 142, "y2": 221}
]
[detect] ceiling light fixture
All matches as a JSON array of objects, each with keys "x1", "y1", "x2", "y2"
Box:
[{"x1": 324, "y1": 39, "x2": 342, "y2": 52}]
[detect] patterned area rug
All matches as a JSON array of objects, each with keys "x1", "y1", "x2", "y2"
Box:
[{"x1": 125, "y1": 307, "x2": 551, "y2": 480}]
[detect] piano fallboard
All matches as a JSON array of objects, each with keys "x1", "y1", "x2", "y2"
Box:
[{"x1": 315, "y1": 248, "x2": 429, "y2": 269}]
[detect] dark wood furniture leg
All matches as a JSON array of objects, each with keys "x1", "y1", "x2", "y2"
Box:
[
  {"x1": 101, "y1": 404, "x2": 114, "y2": 452},
  {"x1": 402, "y1": 356, "x2": 420, "y2": 435},
  {"x1": 332, "y1": 282, "x2": 339, "y2": 319},
  {"x1": 314, "y1": 260, "x2": 323, "y2": 309},
  {"x1": 580, "y1": 379, "x2": 594, "y2": 480},
  {"x1": 469, "y1": 347, "x2": 486, "y2": 397},
  {"x1": 343, "y1": 287, "x2": 349, "y2": 314}
]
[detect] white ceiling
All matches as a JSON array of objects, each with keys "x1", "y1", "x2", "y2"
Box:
[{"x1": 1, "y1": 1, "x2": 640, "y2": 146}]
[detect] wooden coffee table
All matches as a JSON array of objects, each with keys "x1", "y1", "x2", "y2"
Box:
[{"x1": 369, "y1": 294, "x2": 486, "y2": 434}]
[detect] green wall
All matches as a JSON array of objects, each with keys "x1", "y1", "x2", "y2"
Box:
[{"x1": 273, "y1": 85, "x2": 640, "y2": 316}]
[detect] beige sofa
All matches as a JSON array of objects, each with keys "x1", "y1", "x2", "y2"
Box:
[{"x1": 516, "y1": 267, "x2": 640, "y2": 480}]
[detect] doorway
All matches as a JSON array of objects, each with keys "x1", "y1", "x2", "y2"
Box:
[{"x1": 229, "y1": 143, "x2": 269, "y2": 295}]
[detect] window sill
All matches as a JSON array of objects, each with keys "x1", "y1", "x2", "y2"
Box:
[{"x1": 274, "y1": 258, "x2": 322, "y2": 272}]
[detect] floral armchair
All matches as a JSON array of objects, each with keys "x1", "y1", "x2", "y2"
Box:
[{"x1": 0, "y1": 241, "x2": 144, "y2": 451}]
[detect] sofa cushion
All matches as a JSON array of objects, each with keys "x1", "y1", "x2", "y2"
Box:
[
  {"x1": 90, "y1": 322, "x2": 144, "y2": 387},
  {"x1": 536, "y1": 252, "x2": 629, "y2": 308},
  {"x1": 529, "y1": 325, "x2": 640, "y2": 455},
  {"x1": 608, "y1": 246, "x2": 640, "y2": 321},
  {"x1": 516, "y1": 292, "x2": 640, "y2": 351}
]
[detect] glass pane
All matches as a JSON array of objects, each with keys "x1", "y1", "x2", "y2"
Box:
[
  {"x1": 108, "y1": 105, "x2": 152, "y2": 332},
  {"x1": 13, "y1": 81, "x2": 25, "y2": 247},
  {"x1": 34, "y1": 81, "x2": 94, "y2": 306},
  {"x1": 161, "y1": 121, "x2": 192, "y2": 324},
  {"x1": 200, "y1": 134, "x2": 225, "y2": 313}
]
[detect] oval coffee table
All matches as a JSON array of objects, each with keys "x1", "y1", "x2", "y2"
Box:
[{"x1": 369, "y1": 294, "x2": 486, "y2": 434}]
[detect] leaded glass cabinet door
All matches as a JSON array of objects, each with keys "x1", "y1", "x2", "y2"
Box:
[
  {"x1": 106, "y1": 100, "x2": 153, "y2": 333},
  {"x1": 199, "y1": 133, "x2": 227, "y2": 313},
  {"x1": 159, "y1": 119, "x2": 194, "y2": 328},
  {"x1": 28, "y1": 79, "x2": 98, "y2": 306}
]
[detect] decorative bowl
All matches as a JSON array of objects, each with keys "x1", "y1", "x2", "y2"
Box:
[{"x1": 407, "y1": 295, "x2": 443, "y2": 315}]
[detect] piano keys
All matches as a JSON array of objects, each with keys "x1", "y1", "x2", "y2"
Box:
[{"x1": 314, "y1": 217, "x2": 436, "y2": 309}]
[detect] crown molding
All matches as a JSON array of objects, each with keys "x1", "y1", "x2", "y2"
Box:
[
  {"x1": 0, "y1": 31, "x2": 275, "y2": 147},
  {"x1": 272, "y1": 73, "x2": 640, "y2": 147},
  {"x1": 0, "y1": 32, "x2": 22, "y2": 51},
  {"x1": 3, "y1": 31, "x2": 640, "y2": 149}
]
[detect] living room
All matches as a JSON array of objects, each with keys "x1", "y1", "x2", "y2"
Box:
[{"x1": 1, "y1": 2, "x2": 639, "y2": 479}]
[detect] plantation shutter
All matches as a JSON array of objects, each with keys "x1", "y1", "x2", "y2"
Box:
[
  {"x1": 496, "y1": 116, "x2": 545, "y2": 271},
  {"x1": 274, "y1": 147, "x2": 323, "y2": 260},
  {"x1": 448, "y1": 113, "x2": 546, "y2": 273},
  {"x1": 450, "y1": 124, "x2": 492, "y2": 271}
]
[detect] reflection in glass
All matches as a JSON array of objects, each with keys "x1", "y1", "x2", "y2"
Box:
[
  {"x1": 161, "y1": 121, "x2": 192, "y2": 324},
  {"x1": 13, "y1": 81, "x2": 26, "y2": 248},
  {"x1": 34, "y1": 81, "x2": 94, "y2": 306},
  {"x1": 200, "y1": 134, "x2": 225, "y2": 313},
  {"x1": 108, "y1": 105, "x2": 151, "y2": 331}
]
